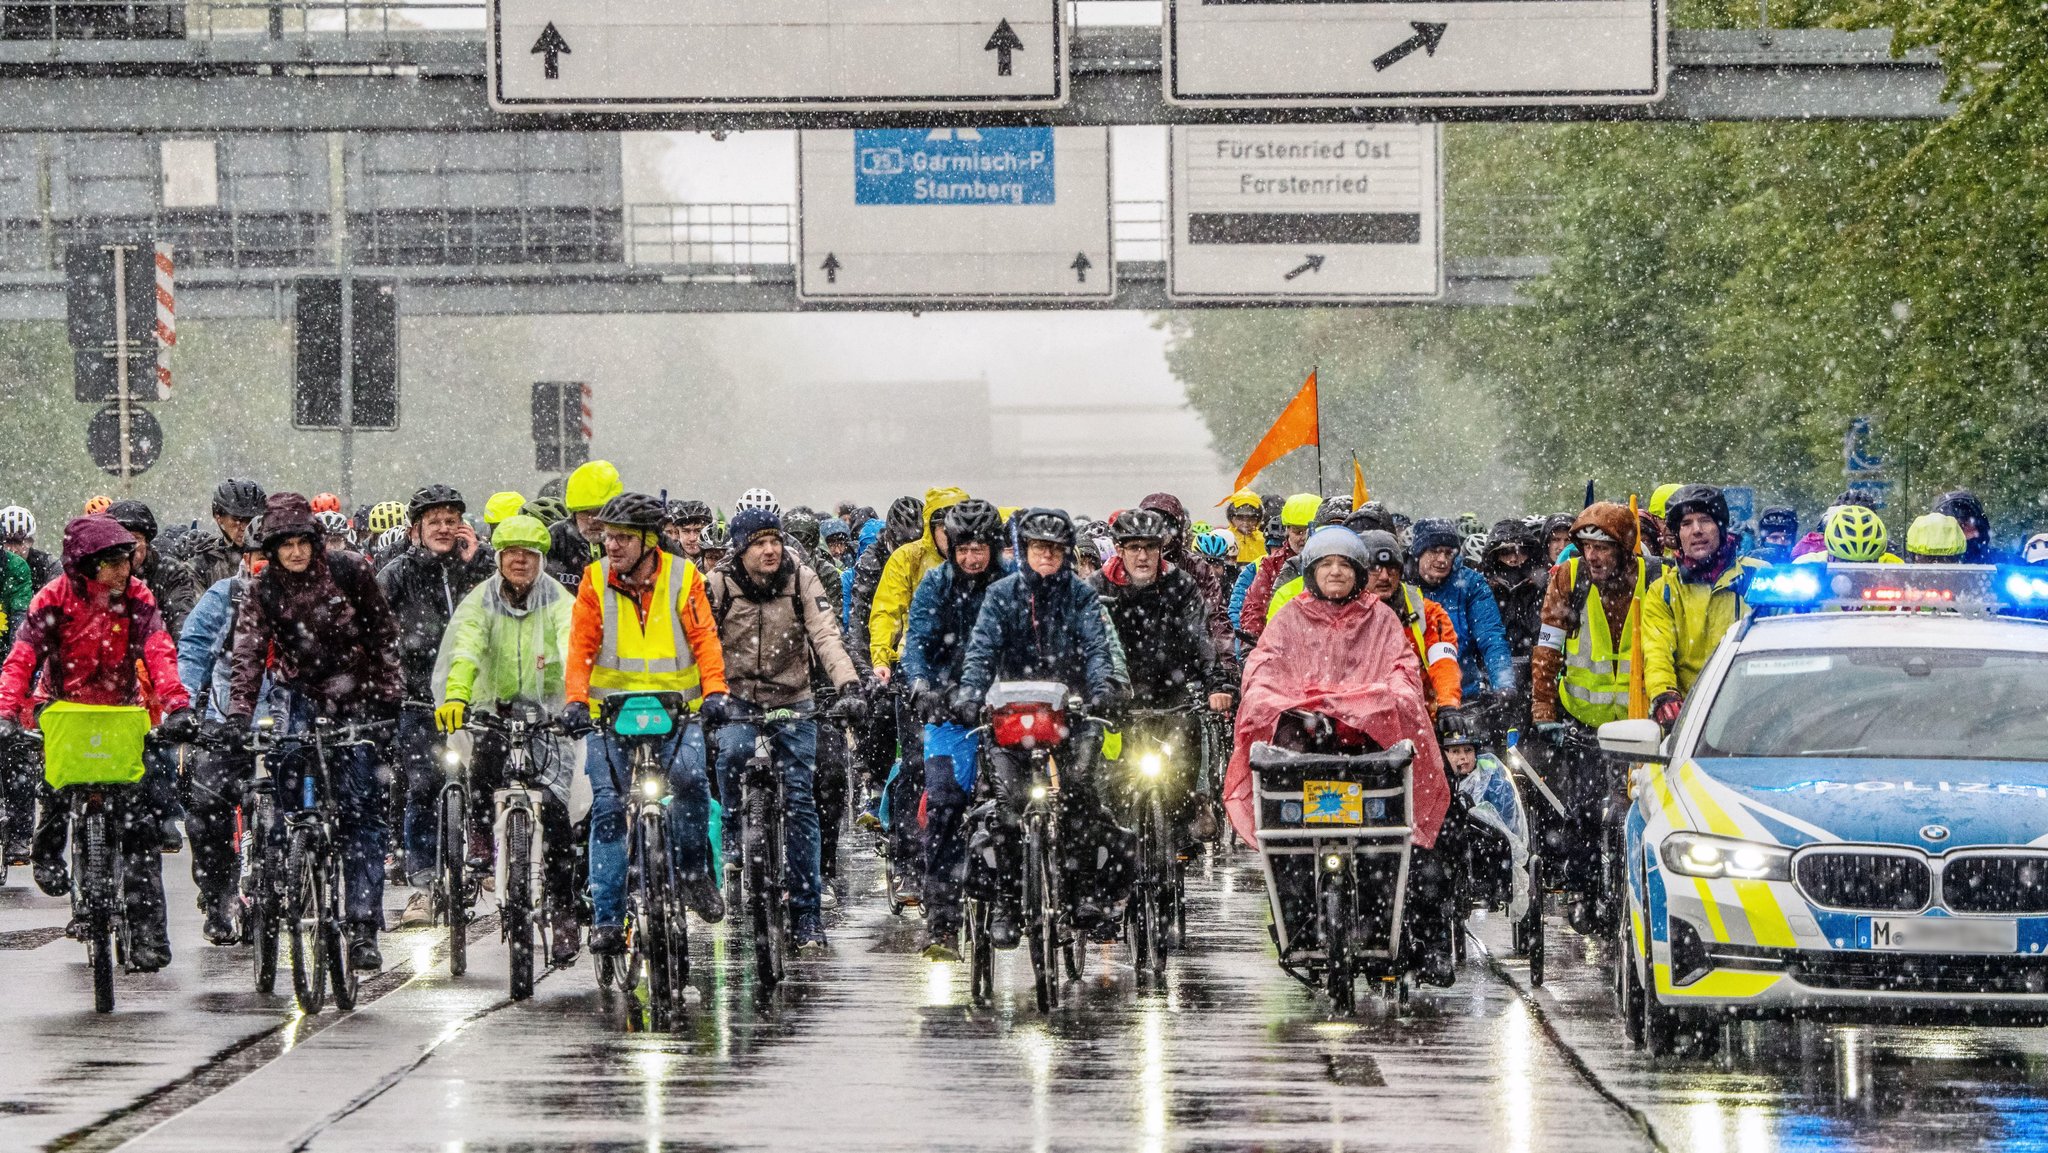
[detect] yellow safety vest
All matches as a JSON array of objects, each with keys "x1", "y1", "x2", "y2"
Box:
[
  {"x1": 586, "y1": 553, "x2": 704, "y2": 704},
  {"x1": 1559, "y1": 557, "x2": 1649, "y2": 728}
]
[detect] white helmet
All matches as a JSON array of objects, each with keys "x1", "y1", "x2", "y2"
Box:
[
  {"x1": 735, "y1": 488, "x2": 779, "y2": 515},
  {"x1": 0, "y1": 505, "x2": 34, "y2": 540},
  {"x1": 2025, "y1": 533, "x2": 2048, "y2": 565}
]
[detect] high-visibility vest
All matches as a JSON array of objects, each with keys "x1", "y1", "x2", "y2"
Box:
[
  {"x1": 1559, "y1": 556, "x2": 1649, "y2": 728},
  {"x1": 1269, "y1": 574, "x2": 1429, "y2": 663},
  {"x1": 586, "y1": 552, "x2": 704, "y2": 703}
]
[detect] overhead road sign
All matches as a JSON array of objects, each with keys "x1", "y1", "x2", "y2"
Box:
[
  {"x1": 798, "y1": 127, "x2": 1113, "y2": 303},
  {"x1": 1169, "y1": 124, "x2": 1443, "y2": 303},
  {"x1": 1166, "y1": 0, "x2": 1666, "y2": 107},
  {"x1": 490, "y1": 0, "x2": 1065, "y2": 113}
]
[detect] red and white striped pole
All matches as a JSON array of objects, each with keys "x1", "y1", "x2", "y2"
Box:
[
  {"x1": 152, "y1": 242, "x2": 175, "y2": 400},
  {"x1": 577, "y1": 382, "x2": 593, "y2": 443}
]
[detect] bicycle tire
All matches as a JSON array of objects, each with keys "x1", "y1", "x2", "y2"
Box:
[
  {"x1": 746, "y1": 785, "x2": 778, "y2": 992},
  {"x1": 967, "y1": 898, "x2": 994, "y2": 1008},
  {"x1": 1143, "y1": 791, "x2": 1171, "y2": 977},
  {"x1": 1024, "y1": 817, "x2": 1054, "y2": 1012},
  {"x1": 85, "y1": 810, "x2": 115, "y2": 1013},
  {"x1": 328, "y1": 844, "x2": 359, "y2": 1012},
  {"x1": 288, "y1": 828, "x2": 327, "y2": 1014},
  {"x1": 635, "y1": 812, "x2": 673, "y2": 1025},
  {"x1": 505, "y1": 807, "x2": 535, "y2": 1000},
  {"x1": 1323, "y1": 876, "x2": 1355, "y2": 1016},
  {"x1": 250, "y1": 803, "x2": 279, "y2": 996},
  {"x1": 440, "y1": 786, "x2": 468, "y2": 978}
]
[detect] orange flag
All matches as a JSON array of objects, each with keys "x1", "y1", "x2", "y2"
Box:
[
  {"x1": 1232, "y1": 371, "x2": 1319, "y2": 492},
  {"x1": 1351, "y1": 454, "x2": 1369, "y2": 508}
]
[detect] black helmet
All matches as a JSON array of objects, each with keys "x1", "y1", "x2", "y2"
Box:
[
  {"x1": 667, "y1": 499, "x2": 714, "y2": 527},
  {"x1": 407, "y1": 484, "x2": 466, "y2": 523},
  {"x1": 1014, "y1": 508, "x2": 1077, "y2": 549},
  {"x1": 885, "y1": 495, "x2": 925, "y2": 543},
  {"x1": 105, "y1": 499, "x2": 158, "y2": 540},
  {"x1": 1437, "y1": 706, "x2": 1485, "y2": 749},
  {"x1": 1109, "y1": 508, "x2": 1172, "y2": 543},
  {"x1": 1757, "y1": 506, "x2": 1798, "y2": 535},
  {"x1": 1317, "y1": 496, "x2": 1354, "y2": 525},
  {"x1": 700, "y1": 522, "x2": 732, "y2": 550},
  {"x1": 597, "y1": 492, "x2": 667, "y2": 531},
  {"x1": 784, "y1": 510, "x2": 821, "y2": 550},
  {"x1": 1344, "y1": 505, "x2": 1395, "y2": 536},
  {"x1": 941, "y1": 499, "x2": 1004, "y2": 549},
  {"x1": 1662, "y1": 484, "x2": 1728, "y2": 532},
  {"x1": 212, "y1": 478, "x2": 266, "y2": 520},
  {"x1": 1355, "y1": 529, "x2": 1405, "y2": 571}
]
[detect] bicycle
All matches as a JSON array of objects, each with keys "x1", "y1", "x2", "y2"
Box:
[
  {"x1": 414, "y1": 700, "x2": 476, "y2": 980},
  {"x1": 458, "y1": 702, "x2": 566, "y2": 1001},
  {"x1": 32, "y1": 702, "x2": 156, "y2": 1013},
  {"x1": 728, "y1": 702, "x2": 811, "y2": 996},
  {"x1": 208, "y1": 714, "x2": 285, "y2": 996},
  {"x1": 592, "y1": 691, "x2": 693, "y2": 1029},
  {"x1": 278, "y1": 713, "x2": 393, "y2": 1015},
  {"x1": 1119, "y1": 702, "x2": 1205, "y2": 980}
]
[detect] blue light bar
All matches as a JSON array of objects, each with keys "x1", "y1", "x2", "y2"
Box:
[
  {"x1": 1747, "y1": 565, "x2": 1825, "y2": 607},
  {"x1": 1999, "y1": 566, "x2": 2048, "y2": 607},
  {"x1": 1746, "y1": 563, "x2": 2006, "y2": 613}
]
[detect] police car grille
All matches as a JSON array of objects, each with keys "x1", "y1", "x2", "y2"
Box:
[
  {"x1": 1942, "y1": 854, "x2": 2048, "y2": 915},
  {"x1": 1791, "y1": 952, "x2": 2048, "y2": 996},
  {"x1": 1795, "y1": 852, "x2": 1930, "y2": 912}
]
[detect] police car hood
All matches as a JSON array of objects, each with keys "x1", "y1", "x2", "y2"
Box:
[{"x1": 1692, "y1": 757, "x2": 2048, "y2": 849}]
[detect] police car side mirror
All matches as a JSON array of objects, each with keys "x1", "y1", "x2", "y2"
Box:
[{"x1": 1598, "y1": 718, "x2": 1669, "y2": 764}]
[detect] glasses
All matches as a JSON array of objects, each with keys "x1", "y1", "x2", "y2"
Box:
[{"x1": 601, "y1": 529, "x2": 648, "y2": 546}]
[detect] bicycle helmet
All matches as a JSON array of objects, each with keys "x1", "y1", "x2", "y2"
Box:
[
  {"x1": 1318, "y1": 496, "x2": 1354, "y2": 525},
  {"x1": 820, "y1": 516, "x2": 852, "y2": 543},
  {"x1": 376, "y1": 525, "x2": 408, "y2": 553},
  {"x1": 1355, "y1": 529, "x2": 1404, "y2": 572},
  {"x1": 407, "y1": 484, "x2": 466, "y2": 523},
  {"x1": 1437, "y1": 707, "x2": 1485, "y2": 749},
  {"x1": 700, "y1": 522, "x2": 733, "y2": 551},
  {"x1": 1014, "y1": 508, "x2": 1078, "y2": 549},
  {"x1": 1648, "y1": 482, "x2": 1685, "y2": 522},
  {"x1": 105, "y1": 500, "x2": 158, "y2": 540},
  {"x1": 597, "y1": 491, "x2": 667, "y2": 531},
  {"x1": 0, "y1": 505, "x2": 35, "y2": 540},
  {"x1": 83, "y1": 495, "x2": 112, "y2": 516},
  {"x1": 1662, "y1": 483, "x2": 1728, "y2": 532},
  {"x1": 564, "y1": 460, "x2": 623, "y2": 514},
  {"x1": 666, "y1": 499, "x2": 714, "y2": 527},
  {"x1": 1905, "y1": 513, "x2": 1966, "y2": 559},
  {"x1": 1461, "y1": 533, "x2": 1489, "y2": 568},
  {"x1": 309, "y1": 492, "x2": 342, "y2": 515},
  {"x1": 367, "y1": 501, "x2": 407, "y2": 535},
  {"x1": 490, "y1": 514, "x2": 552, "y2": 554},
  {"x1": 941, "y1": 499, "x2": 1004, "y2": 549},
  {"x1": 1194, "y1": 531, "x2": 1234, "y2": 560},
  {"x1": 524, "y1": 496, "x2": 568, "y2": 527},
  {"x1": 734, "y1": 487, "x2": 779, "y2": 516},
  {"x1": 313, "y1": 509, "x2": 352, "y2": 540},
  {"x1": 1110, "y1": 508, "x2": 1173, "y2": 544},
  {"x1": 1298, "y1": 527, "x2": 1371, "y2": 597},
  {"x1": 482, "y1": 491, "x2": 526, "y2": 525},
  {"x1": 1190, "y1": 519, "x2": 1213, "y2": 537},
  {"x1": 1279, "y1": 493, "x2": 1323, "y2": 529},
  {"x1": 2025, "y1": 533, "x2": 2048, "y2": 565},
  {"x1": 212, "y1": 478, "x2": 267, "y2": 520},
  {"x1": 1824, "y1": 505, "x2": 1889, "y2": 562},
  {"x1": 1758, "y1": 506, "x2": 1798, "y2": 536}
]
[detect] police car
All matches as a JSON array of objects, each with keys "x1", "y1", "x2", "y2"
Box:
[{"x1": 1605, "y1": 564, "x2": 2048, "y2": 1055}]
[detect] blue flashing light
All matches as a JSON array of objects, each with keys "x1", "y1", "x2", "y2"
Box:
[
  {"x1": 2000, "y1": 566, "x2": 2048, "y2": 606},
  {"x1": 1746, "y1": 565, "x2": 1824, "y2": 607}
]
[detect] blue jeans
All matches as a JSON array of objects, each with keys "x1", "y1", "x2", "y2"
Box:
[
  {"x1": 921, "y1": 722, "x2": 979, "y2": 934},
  {"x1": 584, "y1": 722, "x2": 710, "y2": 928},
  {"x1": 278, "y1": 694, "x2": 388, "y2": 928},
  {"x1": 714, "y1": 714, "x2": 822, "y2": 918},
  {"x1": 396, "y1": 708, "x2": 448, "y2": 886}
]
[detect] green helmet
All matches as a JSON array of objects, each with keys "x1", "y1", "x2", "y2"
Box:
[
  {"x1": 490, "y1": 514, "x2": 551, "y2": 554},
  {"x1": 1824, "y1": 505, "x2": 1888, "y2": 562}
]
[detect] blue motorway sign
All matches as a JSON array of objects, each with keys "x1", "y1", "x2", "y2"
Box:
[
  {"x1": 854, "y1": 128, "x2": 1056, "y2": 207},
  {"x1": 1722, "y1": 485, "x2": 1756, "y2": 531}
]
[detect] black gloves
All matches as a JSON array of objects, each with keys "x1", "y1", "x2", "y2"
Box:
[
  {"x1": 559, "y1": 702, "x2": 595, "y2": 739},
  {"x1": 156, "y1": 708, "x2": 200, "y2": 744},
  {"x1": 948, "y1": 686, "x2": 983, "y2": 728},
  {"x1": 905, "y1": 679, "x2": 940, "y2": 723},
  {"x1": 698, "y1": 692, "x2": 730, "y2": 726},
  {"x1": 830, "y1": 693, "x2": 869, "y2": 724}
]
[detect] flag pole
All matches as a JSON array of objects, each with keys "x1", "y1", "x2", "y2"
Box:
[{"x1": 1313, "y1": 365, "x2": 1324, "y2": 497}]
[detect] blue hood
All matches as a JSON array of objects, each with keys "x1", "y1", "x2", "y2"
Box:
[{"x1": 1696, "y1": 757, "x2": 2048, "y2": 850}]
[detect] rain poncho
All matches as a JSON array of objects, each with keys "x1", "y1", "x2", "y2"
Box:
[
  {"x1": 1226, "y1": 592, "x2": 1449, "y2": 848},
  {"x1": 432, "y1": 571, "x2": 581, "y2": 803},
  {"x1": 1457, "y1": 752, "x2": 1532, "y2": 920}
]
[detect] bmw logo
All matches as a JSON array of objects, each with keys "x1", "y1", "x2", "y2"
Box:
[{"x1": 1920, "y1": 824, "x2": 1951, "y2": 843}]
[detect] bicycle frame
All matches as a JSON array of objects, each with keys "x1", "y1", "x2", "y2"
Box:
[
  {"x1": 463, "y1": 704, "x2": 560, "y2": 1000},
  {"x1": 729, "y1": 702, "x2": 808, "y2": 995}
]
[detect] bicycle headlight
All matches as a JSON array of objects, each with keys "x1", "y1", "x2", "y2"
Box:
[
  {"x1": 1323, "y1": 854, "x2": 1345, "y2": 872},
  {"x1": 642, "y1": 780, "x2": 662, "y2": 800},
  {"x1": 1138, "y1": 753, "x2": 1163, "y2": 778},
  {"x1": 1660, "y1": 832, "x2": 1790, "y2": 881},
  {"x1": 1030, "y1": 785, "x2": 1047, "y2": 801}
]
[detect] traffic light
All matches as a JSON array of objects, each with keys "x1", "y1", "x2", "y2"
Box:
[
  {"x1": 64, "y1": 243, "x2": 157, "y2": 403},
  {"x1": 531, "y1": 381, "x2": 591, "y2": 472},
  {"x1": 293, "y1": 276, "x2": 399, "y2": 430}
]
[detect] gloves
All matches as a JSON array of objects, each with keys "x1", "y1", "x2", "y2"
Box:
[
  {"x1": 434, "y1": 700, "x2": 468, "y2": 734},
  {"x1": 1651, "y1": 692, "x2": 1684, "y2": 728},
  {"x1": 906, "y1": 679, "x2": 940, "y2": 723},
  {"x1": 830, "y1": 693, "x2": 868, "y2": 724},
  {"x1": 698, "y1": 692, "x2": 730, "y2": 726},
  {"x1": 157, "y1": 707, "x2": 200, "y2": 744},
  {"x1": 0, "y1": 715, "x2": 19, "y2": 742},
  {"x1": 558, "y1": 702, "x2": 595, "y2": 739},
  {"x1": 948, "y1": 685, "x2": 982, "y2": 727},
  {"x1": 1087, "y1": 683, "x2": 1127, "y2": 717}
]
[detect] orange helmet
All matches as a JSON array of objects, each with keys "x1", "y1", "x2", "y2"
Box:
[
  {"x1": 310, "y1": 492, "x2": 342, "y2": 514},
  {"x1": 83, "y1": 495, "x2": 112, "y2": 515}
]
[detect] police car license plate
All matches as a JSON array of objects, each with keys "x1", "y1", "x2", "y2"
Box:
[
  {"x1": 1302, "y1": 780, "x2": 1381, "y2": 825},
  {"x1": 1857, "y1": 916, "x2": 2018, "y2": 954}
]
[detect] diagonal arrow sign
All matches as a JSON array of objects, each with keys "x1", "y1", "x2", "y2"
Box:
[
  {"x1": 820, "y1": 253, "x2": 842, "y2": 284},
  {"x1": 1372, "y1": 22, "x2": 1446, "y2": 72},
  {"x1": 531, "y1": 22, "x2": 571, "y2": 80},
  {"x1": 984, "y1": 19, "x2": 1024, "y2": 77},
  {"x1": 1070, "y1": 252, "x2": 1092, "y2": 283},
  {"x1": 1283, "y1": 254, "x2": 1325, "y2": 280}
]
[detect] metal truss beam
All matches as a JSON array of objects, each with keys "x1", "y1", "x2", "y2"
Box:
[{"x1": 0, "y1": 29, "x2": 1949, "y2": 133}]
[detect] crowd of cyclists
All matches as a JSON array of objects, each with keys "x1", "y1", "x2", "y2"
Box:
[{"x1": 0, "y1": 463, "x2": 2040, "y2": 995}]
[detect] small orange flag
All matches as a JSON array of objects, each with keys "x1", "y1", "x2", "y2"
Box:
[
  {"x1": 1351, "y1": 454, "x2": 1369, "y2": 509},
  {"x1": 1232, "y1": 371, "x2": 1320, "y2": 493}
]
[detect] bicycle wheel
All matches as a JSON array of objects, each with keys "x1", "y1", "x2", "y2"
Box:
[
  {"x1": 745, "y1": 786, "x2": 780, "y2": 992},
  {"x1": 1523, "y1": 854, "x2": 1546, "y2": 988},
  {"x1": 967, "y1": 898, "x2": 994, "y2": 1008},
  {"x1": 1023, "y1": 817, "x2": 1055, "y2": 1012},
  {"x1": 1322, "y1": 875, "x2": 1355, "y2": 1016},
  {"x1": 1139, "y1": 792, "x2": 1171, "y2": 978},
  {"x1": 326, "y1": 845, "x2": 359, "y2": 1012},
  {"x1": 250, "y1": 803, "x2": 280, "y2": 996},
  {"x1": 634, "y1": 813, "x2": 673, "y2": 1025},
  {"x1": 287, "y1": 827, "x2": 328, "y2": 1014},
  {"x1": 83, "y1": 810, "x2": 115, "y2": 1013},
  {"x1": 504, "y1": 807, "x2": 535, "y2": 1000},
  {"x1": 440, "y1": 786, "x2": 468, "y2": 978}
]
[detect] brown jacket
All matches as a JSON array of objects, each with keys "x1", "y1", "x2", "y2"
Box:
[
  {"x1": 704, "y1": 558, "x2": 858, "y2": 708},
  {"x1": 1530, "y1": 502, "x2": 1642, "y2": 724}
]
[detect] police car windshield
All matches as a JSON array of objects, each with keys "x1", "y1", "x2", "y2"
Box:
[{"x1": 1699, "y1": 648, "x2": 2048, "y2": 762}]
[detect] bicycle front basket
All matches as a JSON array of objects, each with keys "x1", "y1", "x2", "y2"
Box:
[
  {"x1": 608, "y1": 693, "x2": 679, "y2": 738},
  {"x1": 39, "y1": 702, "x2": 152, "y2": 789}
]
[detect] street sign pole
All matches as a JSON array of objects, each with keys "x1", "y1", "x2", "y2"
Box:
[
  {"x1": 106, "y1": 242, "x2": 134, "y2": 491},
  {"x1": 329, "y1": 134, "x2": 355, "y2": 508}
]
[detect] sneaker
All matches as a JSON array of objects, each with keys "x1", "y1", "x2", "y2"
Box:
[
  {"x1": 349, "y1": 925, "x2": 383, "y2": 971},
  {"x1": 128, "y1": 936, "x2": 172, "y2": 973},
  {"x1": 588, "y1": 923, "x2": 626, "y2": 955},
  {"x1": 682, "y1": 875, "x2": 726, "y2": 924},
  {"x1": 202, "y1": 892, "x2": 241, "y2": 946},
  {"x1": 550, "y1": 907, "x2": 581, "y2": 967},
  {"x1": 398, "y1": 890, "x2": 434, "y2": 928},
  {"x1": 159, "y1": 817, "x2": 183, "y2": 854},
  {"x1": 795, "y1": 913, "x2": 827, "y2": 953},
  {"x1": 5, "y1": 837, "x2": 30, "y2": 866},
  {"x1": 819, "y1": 885, "x2": 840, "y2": 911},
  {"x1": 34, "y1": 858, "x2": 70, "y2": 898},
  {"x1": 921, "y1": 928, "x2": 961, "y2": 963}
]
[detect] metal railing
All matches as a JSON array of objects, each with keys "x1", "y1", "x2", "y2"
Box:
[{"x1": 623, "y1": 200, "x2": 1174, "y2": 270}]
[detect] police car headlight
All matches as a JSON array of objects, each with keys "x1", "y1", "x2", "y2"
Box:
[{"x1": 1660, "y1": 833, "x2": 1790, "y2": 881}]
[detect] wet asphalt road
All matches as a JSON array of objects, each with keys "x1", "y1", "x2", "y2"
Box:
[{"x1": 5, "y1": 840, "x2": 2048, "y2": 1152}]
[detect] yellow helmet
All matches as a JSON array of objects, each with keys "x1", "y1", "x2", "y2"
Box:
[
  {"x1": 1280, "y1": 493, "x2": 1323, "y2": 528},
  {"x1": 1227, "y1": 489, "x2": 1262, "y2": 513},
  {"x1": 564, "y1": 460, "x2": 623, "y2": 513},
  {"x1": 367, "y1": 501, "x2": 407, "y2": 534},
  {"x1": 490, "y1": 514, "x2": 551, "y2": 554},
  {"x1": 1824, "y1": 505, "x2": 1888, "y2": 562},
  {"x1": 483, "y1": 491, "x2": 527, "y2": 525},
  {"x1": 1905, "y1": 513, "x2": 1966, "y2": 558},
  {"x1": 84, "y1": 495, "x2": 112, "y2": 516},
  {"x1": 1648, "y1": 482, "x2": 1685, "y2": 520}
]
